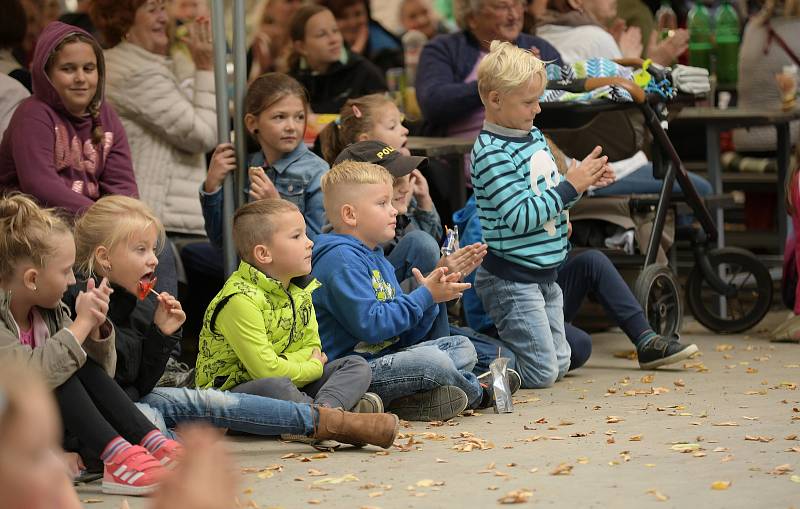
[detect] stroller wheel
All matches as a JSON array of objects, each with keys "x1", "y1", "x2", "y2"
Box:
[
  {"x1": 633, "y1": 264, "x2": 682, "y2": 339},
  {"x1": 686, "y1": 247, "x2": 773, "y2": 334}
]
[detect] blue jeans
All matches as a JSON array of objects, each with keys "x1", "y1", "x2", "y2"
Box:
[
  {"x1": 475, "y1": 267, "x2": 571, "y2": 389},
  {"x1": 386, "y1": 230, "x2": 450, "y2": 341},
  {"x1": 367, "y1": 336, "x2": 482, "y2": 408},
  {"x1": 136, "y1": 387, "x2": 316, "y2": 437},
  {"x1": 591, "y1": 163, "x2": 713, "y2": 197}
]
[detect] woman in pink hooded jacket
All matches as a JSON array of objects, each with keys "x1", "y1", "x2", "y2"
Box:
[{"x1": 0, "y1": 21, "x2": 138, "y2": 215}]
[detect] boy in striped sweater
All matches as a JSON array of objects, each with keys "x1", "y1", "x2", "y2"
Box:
[{"x1": 470, "y1": 41, "x2": 615, "y2": 389}]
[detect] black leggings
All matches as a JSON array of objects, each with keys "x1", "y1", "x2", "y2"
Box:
[{"x1": 55, "y1": 360, "x2": 157, "y2": 459}]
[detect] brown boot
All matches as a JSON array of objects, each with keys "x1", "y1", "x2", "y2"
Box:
[{"x1": 313, "y1": 407, "x2": 399, "y2": 449}]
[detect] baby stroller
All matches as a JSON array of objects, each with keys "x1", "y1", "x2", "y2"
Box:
[{"x1": 535, "y1": 59, "x2": 773, "y2": 336}]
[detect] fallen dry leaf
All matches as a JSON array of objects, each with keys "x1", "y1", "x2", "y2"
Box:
[
  {"x1": 787, "y1": 447, "x2": 800, "y2": 453},
  {"x1": 674, "y1": 379, "x2": 686, "y2": 387},
  {"x1": 745, "y1": 435, "x2": 774, "y2": 443},
  {"x1": 497, "y1": 489, "x2": 533, "y2": 504},
  {"x1": 646, "y1": 489, "x2": 669, "y2": 501},
  {"x1": 641, "y1": 375, "x2": 655, "y2": 384},
  {"x1": 81, "y1": 500, "x2": 104, "y2": 504},
  {"x1": 721, "y1": 455, "x2": 735, "y2": 462},
  {"x1": 257, "y1": 470, "x2": 275, "y2": 479},
  {"x1": 577, "y1": 457, "x2": 589, "y2": 464},
  {"x1": 711, "y1": 481, "x2": 731, "y2": 490},
  {"x1": 308, "y1": 500, "x2": 321, "y2": 505},
  {"x1": 606, "y1": 416, "x2": 624, "y2": 424},
  {"x1": 671, "y1": 443, "x2": 702, "y2": 453},
  {"x1": 629, "y1": 435, "x2": 643, "y2": 441},
  {"x1": 715, "y1": 344, "x2": 734, "y2": 351},
  {"x1": 791, "y1": 475, "x2": 800, "y2": 483},
  {"x1": 712, "y1": 422, "x2": 739, "y2": 427},
  {"x1": 415, "y1": 479, "x2": 445, "y2": 487},
  {"x1": 550, "y1": 463, "x2": 573, "y2": 476},
  {"x1": 787, "y1": 434, "x2": 799, "y2": 441},
  {"x1": 310, "y1": 453, "x2": 329, "y2": 460},
  {"x1": 313, "y1": 474, "x2": 359, "y2": 485},
  {"x1": 770, "y1": 464, "x2": 794, "y2": 475},
  {"x1": 307, "y1": 469, "x2": 326, "y2": 477},
  {"x1": 281, "y1": 453, "x2": 299, "y2": 459}
]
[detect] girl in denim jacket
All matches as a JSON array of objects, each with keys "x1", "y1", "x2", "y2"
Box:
[{"x1": 200, "y1": 73, "x2": 329, "y2": 246}]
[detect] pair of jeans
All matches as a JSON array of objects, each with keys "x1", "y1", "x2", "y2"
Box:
[
  {"x1": 475, "y1": 267, "x2": 571, "y2": 389},
  {"x1": 468, "y1": 322, "x2": 592, "y2": 374},
  {"x1": 56, "y1": 360, "x2": 158, "y2": 459},
  {"x1": 386, "y1": 230, "x2": 450, "y2": 341},
  {"x1": 229, "y1": 356, "x2": 371, "y2": 410},
  {"x1": 367, "y1": 336, "x2": 482, "y2": 408},
  {"x1": 137, "y1": 387, "x2": 316, "y2": 437}
]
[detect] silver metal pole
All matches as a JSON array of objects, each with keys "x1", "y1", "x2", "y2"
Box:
[
  {"x1": 211, "y1": 0, "x2": 237, "y2": 277},
  {"x1": 233, "y1": 0, "x2": 247, "y2": 210}
]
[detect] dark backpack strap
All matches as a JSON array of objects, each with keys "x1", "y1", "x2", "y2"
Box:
[
  {"x1": 208, "y1": 294, "x2": 235, "y2": 331},
  {"x1": 765, "y1": 22, "x2": 800, "y2": 66}
]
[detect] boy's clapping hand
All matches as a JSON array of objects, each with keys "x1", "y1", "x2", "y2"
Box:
[
  {"x1": 412, "y1": 267, "x2": 471, "y2": 303},
  {"x1": 565, "y1": 146, "x2": 609, "y2": 194},
  {"x1": 436, "y1": 243, "x2": 488, "y2": 280}
]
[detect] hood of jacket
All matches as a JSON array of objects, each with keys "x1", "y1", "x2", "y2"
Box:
[
  {"x1": 312, "y1": 232, "x2": 378, "y2": 265},
  {"x1": 31, "y1": 21, "x2": 106, "y2": 121}
]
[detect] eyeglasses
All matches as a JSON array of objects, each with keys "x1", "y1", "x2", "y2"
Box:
[{"x1": 484, "y1": 0, "x2": 524, "y2": 14}]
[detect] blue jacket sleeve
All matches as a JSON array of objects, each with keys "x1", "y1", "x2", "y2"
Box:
[
  {"x1": 416, "y1": 38, "x2": 484, "y2": 122},
  {"x1": 304, "y1": 172, "x2": 325, "y2": 241},
  {"x1": 199, "y1": 184, "x2": 224, "y2": 248},
  {"x1": 398, "y1": 300, "x2": 440, "y2": 347},
  {"x1": 320, "y1": 262, "x2": 436, "y2": 343}
]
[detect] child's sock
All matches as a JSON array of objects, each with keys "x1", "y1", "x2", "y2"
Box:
[
  {"x1": 140, "y1": 430, "x2": 170, "y2": 455},
  {"x1": 101, "y1": 436, "x2": 133, "y2": 465},
  {"x1": 635, "y1": 330, "x2": 658, "y2": 349}
]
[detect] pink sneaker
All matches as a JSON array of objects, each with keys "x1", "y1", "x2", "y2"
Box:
[
  {"x1": 101, "y1": 445, "x2": 165, "y2": 496},
  {"x1": 149, "y1": 438, "x2": 182, "y2": 468}
]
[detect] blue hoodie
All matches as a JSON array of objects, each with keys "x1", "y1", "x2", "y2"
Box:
[{"x1": 312, "y1": 233, "x2": 438, "y2": 361}]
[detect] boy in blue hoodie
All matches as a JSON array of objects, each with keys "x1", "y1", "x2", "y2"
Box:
[{"x1": 312, "y1": 159, "x2": 505, "y2": 422}]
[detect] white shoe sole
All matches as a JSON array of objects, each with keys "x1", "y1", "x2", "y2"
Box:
[
  {"x1": 101, "y1": 480, "x2": 159, "y2": 496},
  {"x1": 639, "y1": 344, "x2": 699, "y2": 370}
]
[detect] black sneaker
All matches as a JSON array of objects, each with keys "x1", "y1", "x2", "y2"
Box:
[
  {"x1": 387, "y1": 386, "x2": 468, "y2": 421},
  {"x1": 637, "y1": 335, "x2": 699, "y2": 369}
]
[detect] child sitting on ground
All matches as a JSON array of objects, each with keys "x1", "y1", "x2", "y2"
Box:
[
  {"x1": 333, "y1": 141, "x2": 488, "y2": 343},
  {"x1": 0, "y1": 194, "x2": 179, "y2": 496},
  {"x1": 311, "y1": 161, "x2": 510, "y2": 421},
  {"x1": 201, "y1": 72, "x2": 330, "y2": 246},
  {"x1": 471, "y1": 41, "x2": 615, "y2": 389},
  {"x1": 196, "y1": 199, "x2": 388, "y2": 420}
]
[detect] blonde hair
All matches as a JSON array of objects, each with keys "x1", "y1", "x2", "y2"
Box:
[
  {"x1": 73, "y1": 196, "x2": 165, "y2": 277},
  {"x1": 318, "y1": 94, "x2": 395, "y2": 165},
  {"x1": 0, "y1": 194, "x2": 71, "y2": 281},
  {"x1": 233, "y1": 199, "x2": 300, "y2": 262},
  {"x1": 320, "y1": 161, "x2": 393, "y2": 222},
  {"x1": 477, "y1": 40, "x2": 547, "y2": 103}
]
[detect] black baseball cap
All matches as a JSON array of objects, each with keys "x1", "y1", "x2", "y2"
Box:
[{"x1": 333, "y1": 140, "x2": 428, "y2": 178}]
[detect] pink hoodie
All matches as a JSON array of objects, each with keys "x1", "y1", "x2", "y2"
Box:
[{"x1": 0, "y1": 22, "x2": 138, "y2": 215}]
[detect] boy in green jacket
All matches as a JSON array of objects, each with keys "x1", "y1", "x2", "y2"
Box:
[{"x1": 196, "y1": 199, "x2": 380, "y2": 414}]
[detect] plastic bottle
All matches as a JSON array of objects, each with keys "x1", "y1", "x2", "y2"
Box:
[
  {"x1": 714, "y1": 0, "x2": 740, "y2": 86},
  {"x1": 655, "y1": 0, "x2": 678, "y2": 41},
  {"x1": 687, "y1": 0, "x2": 713, "y2": 71}
]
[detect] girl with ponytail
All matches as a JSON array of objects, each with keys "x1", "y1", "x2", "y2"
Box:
[{"x1": 0, "y1": 22, "x2": 138, "y2": 216}]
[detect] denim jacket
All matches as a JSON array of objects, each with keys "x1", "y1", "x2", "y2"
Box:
[{"x1": 200, "y1": 143, "x2": 329, "y2": 247}]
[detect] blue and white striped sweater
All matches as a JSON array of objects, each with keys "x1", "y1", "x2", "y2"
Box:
[{"x1": 470, "y1": 122, "x2": 579, "y2": 282}]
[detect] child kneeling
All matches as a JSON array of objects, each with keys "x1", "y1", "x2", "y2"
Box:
[
  {"x1": 196, "y1": 199, "x2": 384, "y2": 417},
  {"x1": 471, "y1": 41, "x2": 614, "y2": 389}
]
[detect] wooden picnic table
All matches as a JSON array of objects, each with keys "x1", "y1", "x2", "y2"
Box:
[{"x1": 673, "y1": 106, "x2": 800, "y2": 253}]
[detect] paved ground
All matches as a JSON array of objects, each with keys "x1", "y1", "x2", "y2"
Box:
[{"x1": 77, "y1": 312, "x2": 799, "y2": 508}]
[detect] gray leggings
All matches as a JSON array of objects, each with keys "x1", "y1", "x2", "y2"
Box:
[{"x1": 231, "y1": 356, "x2": 371, "y2": 411}]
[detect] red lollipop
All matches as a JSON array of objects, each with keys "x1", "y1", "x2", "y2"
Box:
[{"x1": 136, "y1": 276, "x2": 158, "y2": 301}]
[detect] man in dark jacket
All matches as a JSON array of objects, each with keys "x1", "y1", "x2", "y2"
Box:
[{"x1": 416, "y1": 0, "x2": 562, "y2": 136}]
